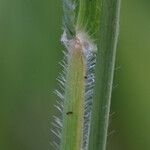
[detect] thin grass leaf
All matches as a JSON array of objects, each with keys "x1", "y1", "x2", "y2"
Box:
[{"x1": 88, "y1": 0, "x2": 121, "y2": 150}]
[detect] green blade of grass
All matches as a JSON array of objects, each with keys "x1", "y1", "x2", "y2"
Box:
[
  {"x1": 88, "y1": 0, "x2": 121, "y2": 150},
  {"x1": 62, "y1": 0, "x2": 101, "y2": 38},
  {"x1": 76, "y1": 0, "x2": 101, "y2": 38}
]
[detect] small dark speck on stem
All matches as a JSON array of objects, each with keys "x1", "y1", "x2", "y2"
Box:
[
  {"x1": 66, "y1": 111, "x2": 73, "y2": 115},
  {"x1": 84, "y1": 76, "x2": 87, "y2": 79}
]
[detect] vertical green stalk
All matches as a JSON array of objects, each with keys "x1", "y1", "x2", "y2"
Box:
[
  {"x1": 56, "y1": 0, "x2": 120, "y2": 150},
  {"x1": 60, "y1": 39, "x2": 86, "y2": 150},
  {"x1": 59, "y1": 1, "x2": 101, "y2": 150},
  {"x1": 88, "y1": 0, "x2": 121, "y2": 150}
]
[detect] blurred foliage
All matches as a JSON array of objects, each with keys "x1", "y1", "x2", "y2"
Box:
[
  {"x1": 0, "y1": 0, "x2": 150, "y2": 150},
  {"x1": 0, "y1": 0, "x2": 62, "y2": 149}
]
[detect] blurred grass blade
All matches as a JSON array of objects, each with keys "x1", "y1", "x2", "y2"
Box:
[{"x1": 88, "y1": 0, "x2": 121, "y2": 150}]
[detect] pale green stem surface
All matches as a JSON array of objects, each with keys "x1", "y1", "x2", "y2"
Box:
[
  {"x1": 88, "y1": 0, "x2": 121, "y2": 150},
  {"x1": 61, "y1": 0, "x2": 100, "y2": 149},
  {"x1": 61, "y1": 1, "x2": 101, "y2": 149},
  {"x1": 60, "y1": 42, "x2": 86, "y2": 150}
]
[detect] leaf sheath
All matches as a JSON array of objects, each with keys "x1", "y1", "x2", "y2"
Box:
[{"x1": 88, "y1": 0, "x2": 121, "y2": 150}]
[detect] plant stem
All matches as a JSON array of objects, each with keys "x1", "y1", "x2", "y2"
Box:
[
  {"x1": 60, "y1": 39, "x2": 86, "y2": 150},
  {"x1": 59, "y1": 1, "x2": 101, "y2": 150},
  {"x1": 88, "y1": 0, "x2": 121, "y2": 150}
]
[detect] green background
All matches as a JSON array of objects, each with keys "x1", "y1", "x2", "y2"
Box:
[{"x1": 0, "y1": 0, "x2": 150, "y2": 150}]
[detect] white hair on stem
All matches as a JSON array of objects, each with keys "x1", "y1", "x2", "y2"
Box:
[{"x1": 52, "y1": 28, "x2": 97, "y2": 150}]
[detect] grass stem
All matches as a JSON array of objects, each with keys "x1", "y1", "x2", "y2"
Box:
[
  {"x1": 88, "y1": 0, "x2": 121, "y2": 150},
  {"x1": 60, "y1": 38, "x2": 86, "y2": 150}
]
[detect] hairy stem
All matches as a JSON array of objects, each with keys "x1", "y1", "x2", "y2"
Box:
[
  {"x1": 60, "y1": 39, "x2": 86, "y2": 150},
  {"x1": 58, "y1": 0, "x2": 101, "y2": 150},
  {"x1": 57, "y1": 0, "x2": 120, "y2": 150}
]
